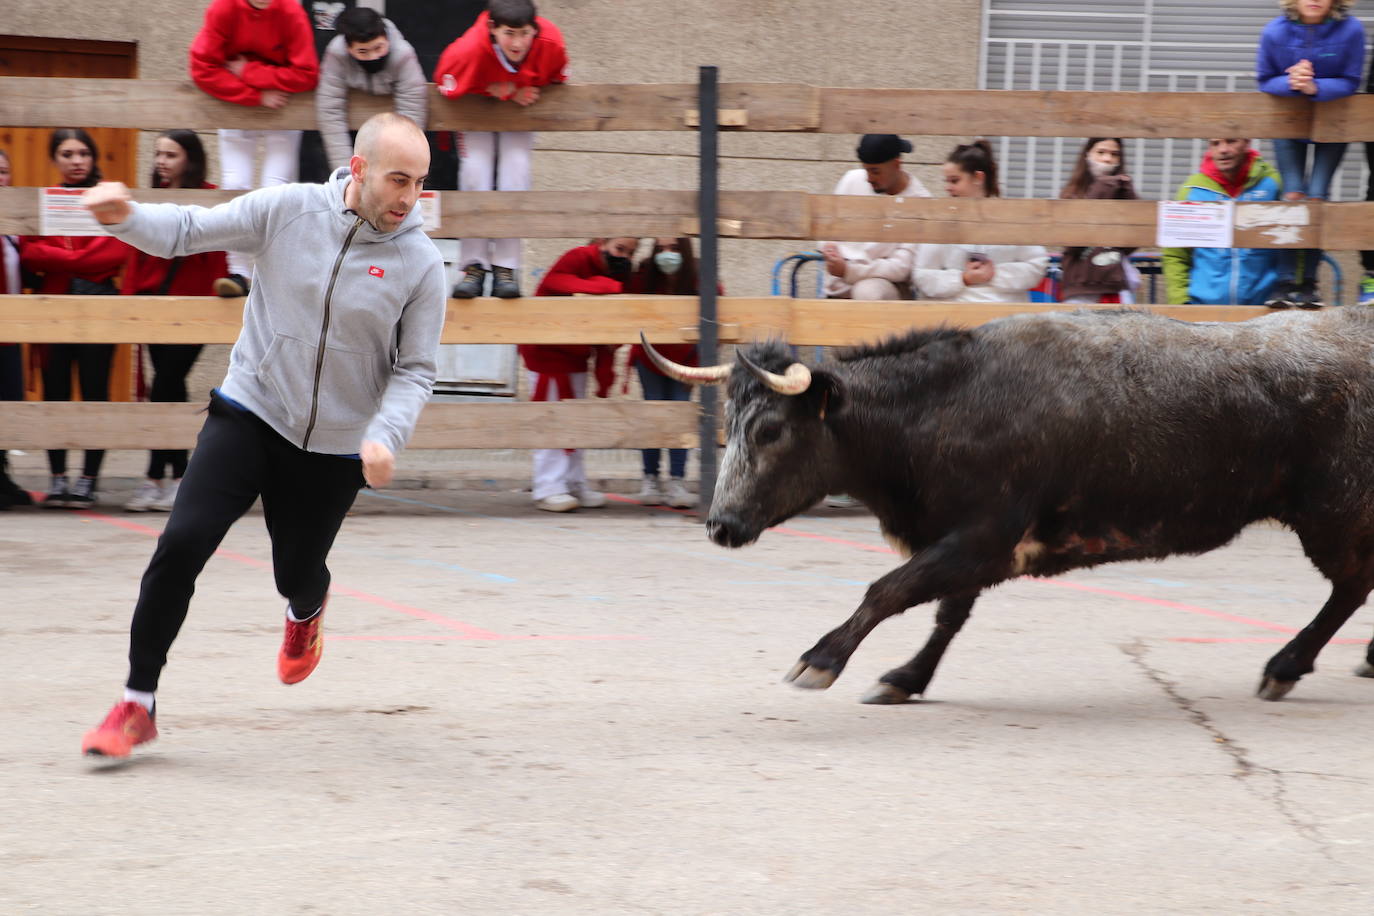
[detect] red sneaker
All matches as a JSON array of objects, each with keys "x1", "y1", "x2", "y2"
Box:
[
  {"x1": 82, "y1": 701, "x2": 158, "y2": 757},
  {"x1": 278, "y1": 599, "x2": 326, "y2": 685}
]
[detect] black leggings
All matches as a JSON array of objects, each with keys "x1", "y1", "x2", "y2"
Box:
[
  {"x1": 145, "y1": 344, "x2": 204, "y2": 480},
  {"x1": 42, "y1": 343, "x2": 113, "y2": 478},
  {"x1": 1364, "y1": 141, "x2": 1374, "y2": 273},
  {"x1": 126, "y1": 394, "x2": 365, "y2": 691}
]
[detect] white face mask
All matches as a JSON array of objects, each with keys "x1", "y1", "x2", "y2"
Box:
[
  {"x1": 654, "y1": 250, "x2": 684, "y2": 275},
  {"x1": 1087, "y1": 157, "x2": 1117, "y2": 178}
]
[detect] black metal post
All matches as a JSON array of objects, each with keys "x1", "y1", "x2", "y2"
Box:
[{"x1": 696, "y1": 66, "x2": 720, "y2": 515}]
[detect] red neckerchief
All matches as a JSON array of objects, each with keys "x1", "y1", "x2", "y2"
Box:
[{"x1": 1200, "y1": 148, "x2": 1258, "y2": 200}]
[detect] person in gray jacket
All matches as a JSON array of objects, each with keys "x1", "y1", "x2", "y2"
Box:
[
  {"x1": 317, "y1": 7, "x2": 428, "y2": 172},
  {"x1": 78, "y1": 113, "x2": 446, "y2": 759}
]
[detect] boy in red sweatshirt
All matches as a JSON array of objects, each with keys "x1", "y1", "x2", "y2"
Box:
[
  {"x1": 435, "y1": 0, "x2": 568, "y2": 299},
  {"x1": 189, "y1": 0, "x2": 318, "y2": 297},
  {"x1": 518, "y1": 238, "x2": 637, "y2": 512}
]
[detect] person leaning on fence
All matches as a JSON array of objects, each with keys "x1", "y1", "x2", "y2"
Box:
[
  {"x1": 1255, "y1": 0, "x2": 1365, "y2": 309},
  {"x1": 1162, "y1": 138, "x2": 1283, "y2": 307},
  {"x1": 120, "y1": 130, "x2": 230, "y2": 513},
  {"x1": 627, "y1": 237, "x2": 711, "y2": 510},
  {"x1": 316, "y1": 6, "x2": 428, "y2": 174},
  {"x1": 435, "y1": 0, "x2": 568, "y2": 300},
  {"x1": 517, "y1": 238, "x2": 635, "y2": 513},
  {"x1": 0, "y1": 148, "x2": 34, "y2": 511},
  {"x1": 189, "y1": 0, "x2": 319, "y2": 299},
  {"x1": 911, "y1": 140, "x2": 1049, "y2": 302},
  {"x1": 77, "y1": 113, "x2": 447, "y2": 759},
  {"x1": 1058, "y1": 138, "x2": 1141, "y2": 305},
  {"x1": 819, "y1": 134, "x2": 929, "y2": 301},
  {"x1": 18, "y1": 129, "x2": 133, "y2": 510}
]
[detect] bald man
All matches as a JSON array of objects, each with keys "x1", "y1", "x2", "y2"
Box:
[{"x1": 79, "y1": 113, "x2": 447, "y2": 758}]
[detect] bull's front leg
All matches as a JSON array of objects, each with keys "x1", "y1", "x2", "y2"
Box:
[{"x1": 784, "y1": 533, "x2": 1014, "y2": 692}]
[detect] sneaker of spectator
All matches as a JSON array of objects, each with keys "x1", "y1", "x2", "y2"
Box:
[
  {"x1": 637, "y1": 475, "x2": 664, "y2": 505},
  {"x1": 491, "y1": 266, "x2": 521, "y2": 298},
  {"x1": 664, "y1": 478, "x2": 696, "y2": 509},
  {"x1": 570, "y1": 483, "x2": 606, "y2": 509},
  {"x1": 453, "y1": 264, "x2": 487, "y2": 298},
  {"x1": 152, "y1": 478, "x2": 181, "y2": 512},
  {"x1": 536, "y1": 492, "x2": 579, "y2": 512},
  {"x1": 1360, "y1": 273, "x2": 1374, "y2": 305},
  {"x1": 43, "y1": 475, "x2": 70, "y2": 509},
  {"x1": 125, "y1": 479, "x2": 164, "y2": 512}
]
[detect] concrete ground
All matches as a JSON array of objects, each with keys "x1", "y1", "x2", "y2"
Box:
[{"x1": 3, "y1": 469, "x2": 1374, "y2": 914}]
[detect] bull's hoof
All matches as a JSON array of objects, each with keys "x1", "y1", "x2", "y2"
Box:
[
  {"x1": 859, "y1": 682, "x2": 913, "y2": 705},
  {"x1": 1257, "y1": 676, "x2": 1297, "y2": 701},
  {"x1": 1354, "y1": 661, "x2": 1374, "y2": 679},
  {"x1": 784, "y1": 660, "x2": 838, "y2": 690}
]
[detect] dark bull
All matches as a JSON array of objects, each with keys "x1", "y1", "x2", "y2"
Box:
[{"x1": 641, "y1": 308, "x2": 1374, "y2": 705}]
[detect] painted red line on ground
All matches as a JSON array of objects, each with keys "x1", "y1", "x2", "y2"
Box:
[
  {"x1": 1169, "y1": 636, "x2": 1366, "y2": 645},
  {"x1": 328, "y1": 633, "x2": 644, "y2": 642},
  {"x1": 77, "y1": 510, "x2": 637, "y2": 642}
]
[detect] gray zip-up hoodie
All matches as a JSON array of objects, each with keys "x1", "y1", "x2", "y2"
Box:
[
  {"x1": 106, "y1": 168, "x2": 447, "y2": 456},
  {"x1": 317, "y1": 19, "x2": 428, "y2": 171}
]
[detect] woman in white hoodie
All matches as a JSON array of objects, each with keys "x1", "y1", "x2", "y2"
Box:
[{"x1": 912, "y1": 140, "x2": 1048, "y2": 302}]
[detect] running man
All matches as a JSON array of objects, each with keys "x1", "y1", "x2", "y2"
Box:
[{"x1": 79, "y1": 112, "x2": 447, "y2": 757}]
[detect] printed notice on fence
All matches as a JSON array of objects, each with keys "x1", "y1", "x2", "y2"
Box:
[
  {"x1": 1156, "y1": 200, "x2": 1233, "y2": 249},
  {"x1": 419, "y1": 191, "x2": 440, "y2": 231},
  {"x1": 40, "y1": 187, "x2": 108, "y2": 237}
]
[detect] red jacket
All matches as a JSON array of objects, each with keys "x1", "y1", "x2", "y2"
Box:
[
  {"x1": 435, "y1": 12, "x2": 568, "y2": 99},
  {"x1": 19, "y1": 233, "x2": 131, "y2": 294},
  {"x1": 120, "y1": 184, "x2": 228, "y2": 296},
  {"x1": 519, "y1": 244, "x2": 619, "y2": 396},
  {"x1": 189, "y1": 0, "x2": 319, "y2": 107}
]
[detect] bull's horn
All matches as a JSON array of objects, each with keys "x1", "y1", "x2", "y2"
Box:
[
  {"x1": 638, "y1": 332, "x2": 732, "y2": 385},
  {"x1": 737, "y1": 349, "x2": 812, "y2": 396}
]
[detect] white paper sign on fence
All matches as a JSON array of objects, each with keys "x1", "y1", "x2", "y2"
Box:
[
  {"x1": 39, "y1": 187, "x2": 109, "y2": 237},
  {"x1": 1156, "y1": 200, "x2": 1234, "y2": 249},
  {"x1": 419, "y1": 191, "x2": 440, "y2": 231}
]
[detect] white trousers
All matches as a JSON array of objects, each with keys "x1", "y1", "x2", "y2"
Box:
[
  {"x1": 218, "y1": 129, "x2": 303, "y2": 277},
  {"x1": 529, "y1": 370, "x2": 587, "y2": 500},
  {"x1": 459, "y1": 130, "x2": 534, "y2": 270}
]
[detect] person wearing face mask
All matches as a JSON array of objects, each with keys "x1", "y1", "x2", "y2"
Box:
[
  {"x1": 1057, "y1": 138, "x2": 1141, "y2": 304},
  {"x1": 627, "y1": 237, "x2": 712, "y2": 509},
  {"x1": 517, "y1": 237, "x2": 636, "y2": 512},
  {"x1": 316, "y1": 7, "x2": 428, "y2": 174}
]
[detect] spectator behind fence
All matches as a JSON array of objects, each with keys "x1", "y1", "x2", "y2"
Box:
[
  {"x1": 316, "y1": 6, "x2": 428, "y2": 173},
  {"x1": 1256, "y1": 0, "x2": 1364, "y2": 308},
  {"x1": 517, "y1": 237, "x2": 635, "y2": 513},
  {"x1": 189, "y1": 0, "x2": 319, "y2": 299},
  {"x1": 1162, "y1": 138, "x2": 1283, "y2": 306},
  {"x1": 436, "y1": 0, "x2": 568, "y2": 300},
  {"x1": 819, "y1": 134, "x2": 929, "y2": 301},
  {"x1": 18, "y1": 129, "x2": 132, "y2": 510},
  {"x1": 912, "y1": 140, "x2": 1048, "y2": 302},
  {"x1": 120, "y1": 131, "x2": 230, "y2": 513},
  {"x1": 1058, "y1": 138, "x2": 1141, "y2": 304},
  {"x1": 0, "y1": 148, "x2": 34, "y2": 510},
  {"x1": 628, "y1": 237, "x2": 707, "y2": 509},
  {"x1": 1362, "y1": 35, "x2": 1374, "y2": 304}
]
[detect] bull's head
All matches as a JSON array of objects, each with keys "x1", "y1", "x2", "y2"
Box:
[{"x1": 640, "y1": 334, "x2": 844, "y2": 548}]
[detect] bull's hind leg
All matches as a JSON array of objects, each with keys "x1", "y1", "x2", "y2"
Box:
[
  {"x1": 1260, "y1": 579, "x2": 1373, "y2": 700},
  {"x1": 859, "y1": 592, "x2": 978, "y2": 705}
]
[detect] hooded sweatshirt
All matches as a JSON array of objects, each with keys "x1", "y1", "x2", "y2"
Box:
[
  {"x1": 104, "y1": 168, "x2": 447, "y2": 455},
  {"x1": 1257, "y1": 12, "x2": 1365, "y2": 103},
  {"x1": 316, "y1": 18, "x2": 428, "y2": 170}
]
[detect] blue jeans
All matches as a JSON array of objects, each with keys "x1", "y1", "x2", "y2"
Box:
[
  {"x1": 636, "y1": 363, "x2": 690, "y2": 479},
  {"x1": 1270, "y1": 138, "x2": 1347, "y2": 283}
]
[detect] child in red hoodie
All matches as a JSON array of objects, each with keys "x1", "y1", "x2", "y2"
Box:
[
  {"x1": 189, "y1": 0, "x2": 318, "y2": 297},
  {"x1": 435, "y1": 0, "x2": 568, "y2": 299},
  {"x1": 518, "y1": 238, "x2": 636, "y2": 512}
]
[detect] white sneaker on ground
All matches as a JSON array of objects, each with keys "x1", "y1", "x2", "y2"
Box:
[
  {"x1": 825, "y1": 494, "x2": 860, "y2": 509},
  {"x1": 664, "y1": 478, "x2": 697, "y2": 509},
  {"x1": 536, "y1": 493, "x2": 579, "y2": 513},
  {"x1": 124, "y1": 480, "x2": 163, "y2": 512},
  {"x1": 571, "y1": 485, "x2": 607, "y2": 509},
  {"x1": 637, "y1": 476, "x2": 664, "y2": 505},
  {"x1": 151, "y1": 478, "x2": 180, "y2": 512}
]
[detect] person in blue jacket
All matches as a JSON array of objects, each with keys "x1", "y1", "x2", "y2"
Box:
[
  {"x1": 1256, "y1": 0, "x2": 1365, "y2": 308},
  {"x1": 1162, "y1": 138, "x2": 1284, "y2": 306}
]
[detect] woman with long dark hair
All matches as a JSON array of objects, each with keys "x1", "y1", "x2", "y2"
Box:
[
  {"x1": 1058, "y1": 138, "x2": 1141, "y2": 304},
  {"x1": 121, "y1": 130, "x2": 228, "y2": 512},
  {"x1": 19, "y1": 128, "x2": 131, "y2": 508}
]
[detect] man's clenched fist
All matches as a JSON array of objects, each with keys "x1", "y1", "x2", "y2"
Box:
[{"x1": 82, "y1": 182, "x2": 133, "y2": 226}]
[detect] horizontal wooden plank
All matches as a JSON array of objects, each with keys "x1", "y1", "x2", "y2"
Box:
[
  {"x1": 0, "y1": 78, "x2": 819, "y2": 133},
  {"x1": 0, "y1": 401, "x2": 700, "y2": 450}
]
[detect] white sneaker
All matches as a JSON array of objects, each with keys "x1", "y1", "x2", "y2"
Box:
[
  {"x1": 571, "y1": 485, "x2": 606, "y2": 509},
  {"x1": 664, "y1": 478, "x2": 697, "y2": 509},
  {"x1": 124, "y1": 480, "x2": 163, "y2": 512},
  {"x1": 825, "y1": 494, "x2": 859, "y2": 509},
  {"x1": 637, "y1": 476, "x2": 664, "y2": 505},
  {"x1": 151, "y1": 478, "x2": 180, "y2": 512},
  {"x1": 536, "y1": 493, "x2": 579, "y2": 513}
]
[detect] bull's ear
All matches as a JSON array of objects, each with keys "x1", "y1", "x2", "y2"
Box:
[{"x1": 805, "y1": 370, "x2": 845, "y2": 421}]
